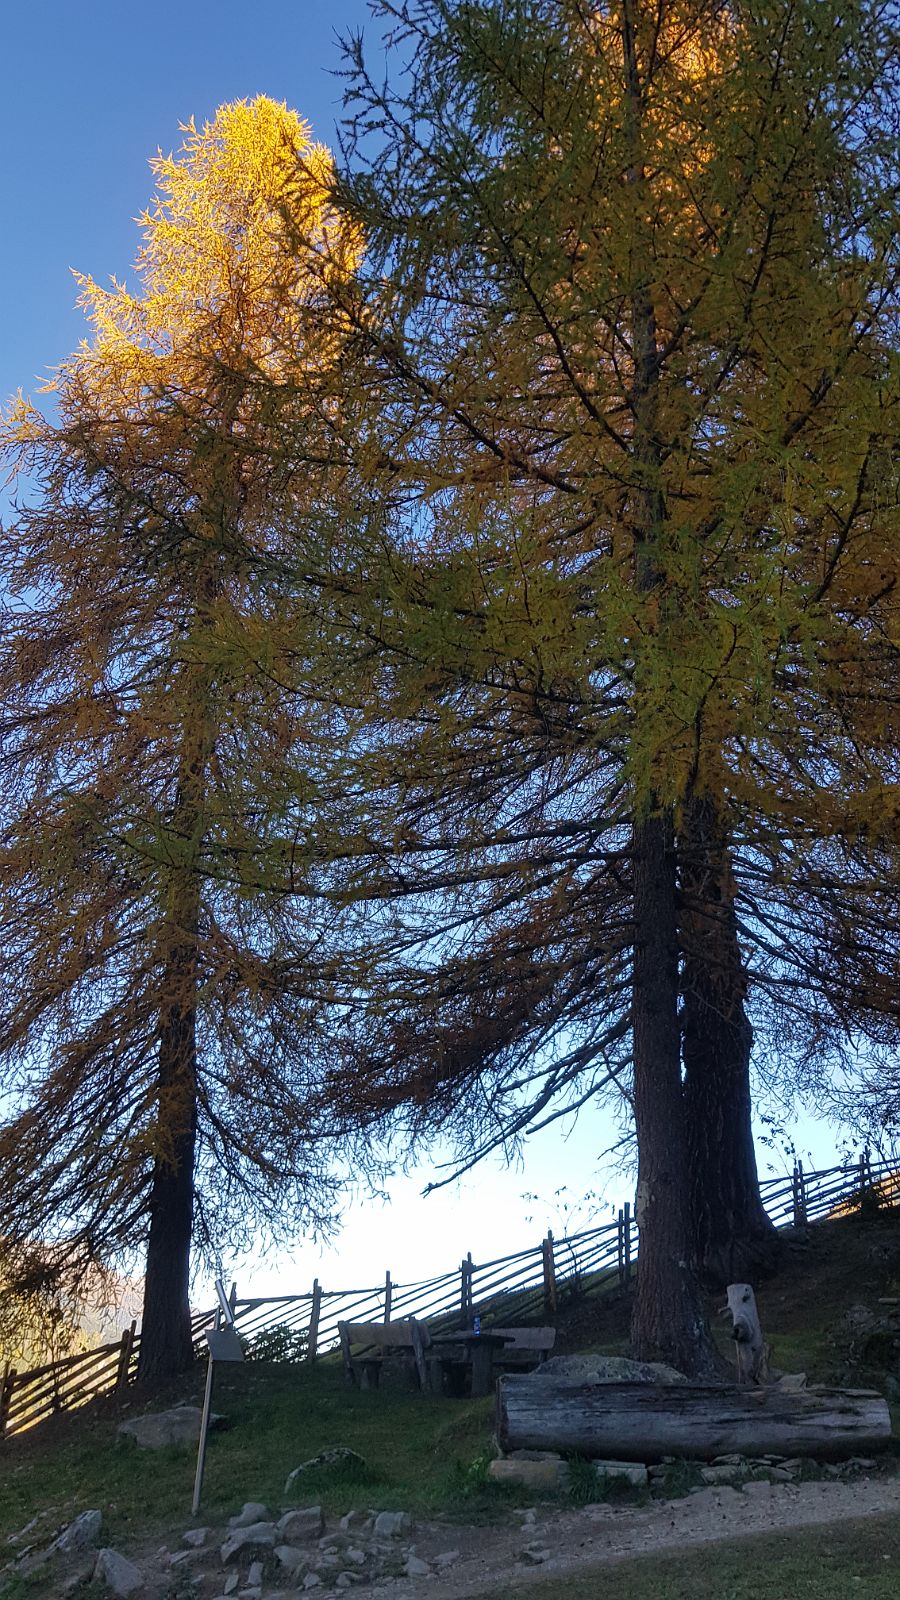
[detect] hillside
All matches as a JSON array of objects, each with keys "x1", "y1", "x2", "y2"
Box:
[{"x1": 1, "y1": 1209, "x2": 898, "y2": 1599}]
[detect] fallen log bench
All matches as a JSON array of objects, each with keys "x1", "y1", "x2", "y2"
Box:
[{"x1": 496, "y1": 1377, "x2": 892, "y2": 1462}]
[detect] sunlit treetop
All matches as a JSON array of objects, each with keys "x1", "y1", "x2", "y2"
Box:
[{"x1": 7, "y1": 96, "x2": 360, "y2": 450}]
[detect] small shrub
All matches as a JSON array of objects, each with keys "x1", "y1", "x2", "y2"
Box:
[{"x1": 243, "y1": 1322, "x2": 307, "y2": 1363}]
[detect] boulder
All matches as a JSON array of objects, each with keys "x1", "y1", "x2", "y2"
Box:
[
  {"x1": 372, "y1": 1511, "x2": 411, "y2": 1538},
  {"x1": 593, "y1": 1460, "x2": 649, "y2": 1488},
  {"x1": 95, "y1": 1548, "x2": 144, "y2": 1597},
  {"x1": 284, "y1": 1447, "x2": 365, "y2": 1495},
  {"x1": 275, "y1": 1545, "x2": 309, "y2": 1575},
  {"x1": 117, "y1": 1406, "x2": 223, "y2": 1450},
  {"x1": 538, "y1": 1355, "x2": 687, "y2": 1385},
  {"x1": 228, "y1": 1503, "x2": 269, "y2": 1529},
  {"x1": 220, "y1": 1523, "x2": 276, "y2": 1565},
  {"x1": 50, "y1": 1510, "x2": 103, "y2": 1555},
  {"x1": 488, "y1": 1456, "x2": 568, "y2": 1490},
  {"x1": 405, "y1": 1555, "x2": 430, "y2": 1577},
  {"x1": 276, "y1": 1507, "x2": 324, "y2": 1542}
]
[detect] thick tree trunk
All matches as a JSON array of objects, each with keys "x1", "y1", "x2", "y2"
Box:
[
  {"x1": 680, "y1": 794, "x2": 783, "y2": 1287},
  {"x1": 630, "y1": 814, "x2": 723, "y2": 1377},
  {"x1": 497, "y1": 1377, "x2": 892, "y2": 1461},
  {"x1": 137, "y1": 996, "x2": 198, "y2": 1383},
  {"x1": 137, "y1": 696, "x2": 207, "y2": 1386}
]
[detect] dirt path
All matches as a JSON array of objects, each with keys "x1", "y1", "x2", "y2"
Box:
[{"x1": 384, "y1": 1474, "x2": 900, "y2": 1600}]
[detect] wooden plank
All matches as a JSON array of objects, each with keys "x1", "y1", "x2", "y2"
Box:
[{"x1": 497, "y1": 1379, "x2": 892, "y2": 1461}]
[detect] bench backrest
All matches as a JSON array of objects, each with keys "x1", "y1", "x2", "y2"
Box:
[
  {"x1": 490, "y1": 1326, "x2": 556, "y2": 1353},
  {"x1": 339, "y1": 1319, "x2": 430, "y2": 1350}
]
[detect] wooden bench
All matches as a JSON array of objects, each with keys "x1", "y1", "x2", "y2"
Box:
[
  {"x1": 488, "y1": 1326, "x2": 556, "y2": 1372},
  {"x1": 337, "y1": 1319, "x2": 430, "y2": 1391}
]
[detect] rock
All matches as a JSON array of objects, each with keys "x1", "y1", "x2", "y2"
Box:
[
  {"x1": 372, "y1": 1511, "x2": 412, "y2": 1538},
  {"x1": 521, "y1": 1547, "x2": 551, "y2": 1565},
  {"x1": 701, "y1": 1466, "x2": 745, "y2": 1486},
  {"x1": 339, "y1": 1511, "x2": 371, "y2": 1533},
  {"x1": 284, "y1": 1448, "x2": 365, "y2": 1495},
  {"x1": 229, "y1": 1504, "x2": 270, "y2": 1529},
  {"x1": 247, "y1": 1561, "x2": 264, "y2": 1587},
  {"x1": 775, "y1": 1373, "x2": 808, "y2": 1391},
  {"x1": 538, "y1": 1355, "x2": 687, "y2": 1385},
  {"x1": 117, "y1": 1406, "x2": 223, "y2": 1451},
  {"x1": 182, "y1": 1528, "x2": 208, "y2": 1547},
  {"x1": 488, "y1": 1456, "x2": 567, "y2": 1490},
  {"x1": 95, "y1": 1548, "x2": 144, "y2": 1597},
  {"x1": 50, "y1": 1510, "x2": 104, "y2": 1555},
  {"x1": 770, "y1": 1467, "x2": 795, "y2": 1481},
  {"x1": 220, "y1": 1523, "x2": 277, "y2": 1565},
  {"x1": 224, "y1": 1574, "x2": 241, "y2": 1595},
  {"x1": 405, "y1": 1555, "x2": 430, "y2": 1577},
  {"x1": 712, "y1": 1454, "x2": 747, "y2": 1466},
  {"x1": 303, "y1": 1575, "x2": 323, "y2": 1590},
  {"x1": 434, "y1": 1551, "x2": 460, "y2": 1570},
  {"x1": 593, "y1": 1460, "x2": 649, "y2": 1488},
  {"x1": 275, "y1": 1545, "x2": 309, "y2": 1574},
  {"x1": 277, "y1": 1507, "x2": 324, "y2": 1542},
  {"x1": 336, "y1": 1578, "x2": 353, "y2": 1591},
  {"x1": 346, "y1": 1549, "x2": 367, "y2": 1565}
]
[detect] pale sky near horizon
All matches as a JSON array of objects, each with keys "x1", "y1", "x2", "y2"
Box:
[{"x1": 1, "y1": 1, "x2": 852, "y2": 1316}]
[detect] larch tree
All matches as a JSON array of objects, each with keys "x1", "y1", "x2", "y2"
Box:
[
  {"x1": 0, "y1": 98, "x2": 363, "y2": 1380},
  {"x1": 298, "y1": 0, "x2": 898, "y2": 1370}
]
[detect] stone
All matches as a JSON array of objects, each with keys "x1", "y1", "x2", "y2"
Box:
[
  {"x1": 182, "y1": 1528, "x2": 208, "y2": 1547},
  {"x1": 336, "y1": 1578, "x2": 353, "y2": 1591},
  {"x1": 95, "y1": 1548, "x2": 144, "y2": 1597},
  {"x1": 117, "y1": 1406, "x2": 223, "y2": 1451},
  {"x1": 537, "y1": 1355, "x2": 687, "y2": 1385},
  {"x1": 346, "y1": 1549, "x2": 367, "y2": 1565},
  {"x1": 521, "y1": 1547, "x2": 551, "y2": 1565},
  {"x1": 593, "y1": 1460, "x2": 649, "y2": 1488},
  {"x1": 434, "y1": 1551, "x2": 460, "y2": 1570},
  {"x1": 50, "y1": 1510, "x2": 104, "y2": 1555},
  {"x1": 303, "y1": 1575, "x2": 323, "y2": 1590},
  {"x1": 770, "y1": 1467, "x2": 795, "y2": 1481},
  {"x1": 712, "y1": 1455, "x2": 747, "y2": 1466},
  {"x1": 229, "y1": 1504, "x2": 270, "y2": 1529},
  {"x1": 220, "y1": 1523, "x2": 276, "y2": 1565},
  {"x1": 223, "y1": 1574, "x2": 240, "y2": 1595},
  {"x1": 275, "y1": 1545, "x2": 309, "y2": 1574},
  {"x1": 372, "y1": 1512, "x2": 412, "y2": 1538},
  {"x1": 247, "y1": 1561, "x2": 264, "y2": 1587},
  {"x1": 405, "y1": 1555, "x2": 430, "y2": 1577},
  {"x1": 284, "y1": 1448, "x2": 365, "y2": 1495},
  {"x1": 277, "y1": 1507, "x2": 324, "y2": 1543},
  {"x1": 339, "y1": 1511, "x2": 371, "y2": 1533},
  {"x1": 701, "y1": 1466, "x2": 745, "y2": 1486},
  {"x1": 488, "y1": 1457, "x2": 567, "y2": 1490}
]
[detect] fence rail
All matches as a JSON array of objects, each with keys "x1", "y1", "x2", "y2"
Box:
[{"x1": 2, "y1": 1151, "x2": 897, "y2": 1439}]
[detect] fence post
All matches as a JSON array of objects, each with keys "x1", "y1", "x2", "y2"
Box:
[
  {"x1": 460, "y1": 1253, "x2": 473, "y2": 1325},
  {"x1": 617, "y1": 1208, "x2": 625, "y2": 1285},
  {"x1": 307, "y1": 1278, "x2": 322, "y2": 1362},
  {"x1": 0, "y1": 1363, "x2": 15, "y2": 1438},
  {"x1": 623, "y1": 1202, "x2": 632, "y2": 1284},
  {"x1": 542, "y1": 1231, "x2": 557, "y2": 1319},
  {"x1": 384, "y1": 1271, "x2": 392, "y2": 1324},
  {"x1": 792, "y1": 1160, "x2": 807, "y2": 1226},
  {"x1": 115, "y1": 1320, "x2": 137, "y2": 1391}
]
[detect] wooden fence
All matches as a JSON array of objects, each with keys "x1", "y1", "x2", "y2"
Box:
[{"x1": 2, "y1": 1151, "x2": 897, "y2": 1439}]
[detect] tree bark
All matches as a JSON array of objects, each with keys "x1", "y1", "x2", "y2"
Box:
[
  {"x1": 497, "y1": 1376, "x2": 892, "y2": 1461},
  {"x1": 137, "y1": 992, "x2": 198, "y2": 1383},
  {"x1": 137, "y1": 689, "x2": 208, "y2": 1385},
  {"x1": 680, "y1": 794, "x2": 783, "y2": 1287},
  {"x1": 629, "y1": 814, "x2": 723, "y2": 1376}
]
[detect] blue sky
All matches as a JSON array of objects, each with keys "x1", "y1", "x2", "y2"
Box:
[
  {"x1": 0, "y1": 1, "x2": 848, "y2": 1302},
  {"x1": 0, "y1": 1, "x2": 377, "y2": 408}
]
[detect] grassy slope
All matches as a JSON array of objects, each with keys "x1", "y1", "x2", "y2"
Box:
[{"x1": 1, "y1": 1210, "x2": 897, "y2": 1570}]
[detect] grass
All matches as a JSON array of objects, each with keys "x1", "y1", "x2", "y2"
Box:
[
  {"x1": 0, "y1": 1361, "x2": 508, "y2": 1556},
  {"x1": 486, "y1": 1514, "x2": 900, "y2": 1600}
]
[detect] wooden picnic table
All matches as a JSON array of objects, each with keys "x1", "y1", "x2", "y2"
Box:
[{"x1": 428, "y1": 1329, "x2": 513, "y2": 1397}]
